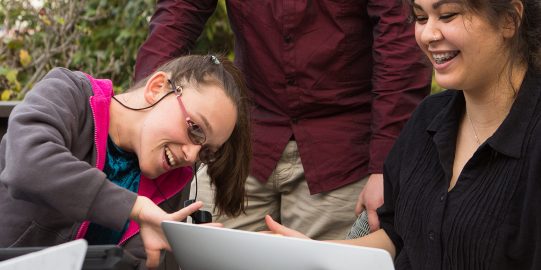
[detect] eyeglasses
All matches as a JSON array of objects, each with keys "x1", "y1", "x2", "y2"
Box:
[{"x1": 168, "y1": 79, "x2": 217, "y2": 164}]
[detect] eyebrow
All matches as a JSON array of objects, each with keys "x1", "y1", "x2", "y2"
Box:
[
  {"x1": 434, "y1": 0, "x2": 461, "y2": 9},
  {"x1": 413, "y1": 0, "x2": 461, "y2": 10}
]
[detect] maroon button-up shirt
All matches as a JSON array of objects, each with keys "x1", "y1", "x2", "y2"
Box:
[{"x1": 135, "y1": 0, "x2": 431, "y2": 194}]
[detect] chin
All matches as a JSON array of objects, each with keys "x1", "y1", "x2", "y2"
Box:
[
  {"x1": 434, "y1": 75, "x2": 461, "y2": 91},
  {"x1": 142, "y1": 172, "x2": 160, "y2": 179},
  {"x1": 139, "y1": 164, "x2": 160, "y2": 179}
]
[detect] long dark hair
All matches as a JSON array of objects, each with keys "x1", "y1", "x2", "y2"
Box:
[
  {"x1": 133, "y1": 55, "x2": 251, "y2": 216},
  {"x1": 405, "y1": 0, "x2": 541, "y2": 71},
  {"x1": 464, "y1": 0, "x2": 540, "y2": 72}
]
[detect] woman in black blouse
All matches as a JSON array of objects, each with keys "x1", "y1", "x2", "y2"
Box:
[{"x1": 265, "y1": 0, "x2": 541, "y2": 269}]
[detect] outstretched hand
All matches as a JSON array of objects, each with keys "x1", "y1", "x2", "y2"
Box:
[
  {"x1": 355, "y1": 174, "x2": 384, "y2": 232},
  {"x1": 130, "y1": 196, "x2": 206, "y2": 269},
  {"x1": 263, "y1": 215, "x2": 310, "y2": 239}
]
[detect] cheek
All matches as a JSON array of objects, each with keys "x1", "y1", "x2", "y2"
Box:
[{"x1": 146, "y1": 108, "x2": 185, "y2": 138}]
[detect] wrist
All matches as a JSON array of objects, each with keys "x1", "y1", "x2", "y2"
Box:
[{"x1": 130, "y1": 196, "x2": 147, "y2": 223}]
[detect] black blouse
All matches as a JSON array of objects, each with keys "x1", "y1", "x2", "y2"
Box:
[{"x1": 378, "y1": 69, "x2": 541, "y2": 270}]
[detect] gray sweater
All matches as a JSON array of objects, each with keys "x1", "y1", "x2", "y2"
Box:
[{"x1": 0, "y1": 68, "x2": 136, "y2": 247}]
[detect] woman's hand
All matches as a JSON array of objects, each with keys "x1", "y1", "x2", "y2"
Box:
[
  {"x1": 355, "y1": 173, "x2": 384, "y2": 232},
  {"x1": 263, "y1": 215, "x2": 311, "y2": 239},
  {"x1": 130, "y1": 196, "x2": 205, "y2": 269},
  {"x1": 265, "y1": 214, "x2": 396, "y2": 259}
]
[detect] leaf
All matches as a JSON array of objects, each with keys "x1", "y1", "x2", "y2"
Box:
[
  {"x1": 6, "y1": 39, "x2": 24, "y2": 50},
  {"x1": 5, "y1": 69, "x2": 18, "y2": 85},
  {"x1": 113, "y1": 86, "x2": 123, "y2": 95},
  {"x1": 39, "y1": 14, "x2": 52, "y2": 26},
  {"x1": 1, "y1": 90, "x2": 13, "y2": 101},
  {"x1": 19, "y1": 49, "x2": 32, "y2": 67},
  {"x1": 54, "y1": 16, "x2": 65, "y2": 25}
]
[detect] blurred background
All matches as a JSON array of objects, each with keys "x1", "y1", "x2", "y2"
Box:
[
  {"x1": 0, "y1": 0, "x2": 441, "y2": 102},
  {"x1": 0, "y1": 0, "x2": 233, "y2": 100}
]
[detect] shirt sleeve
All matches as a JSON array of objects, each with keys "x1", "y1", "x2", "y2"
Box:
[
  {"x1": 377, "y1": 91, "x2": 458, "y2": 258},
  {"x1": 133, "y1": 0, "x2": 218, "y2": 82},
  {"x1": 377, "y1": 119, "x2": 409, "y2": 256},
  {"x1": 378, "y1": 165, "x2": 404, "y2": 255},
  {"x1": 366, "y1": 0, "x2": 432, "y2": 174},
  {"x1": 376, "y1": 96, "x2": 430, "y2": 256}
]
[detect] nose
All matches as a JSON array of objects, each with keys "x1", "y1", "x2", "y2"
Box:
[
  {"x1": 419, "y1": 19, "x2": 442, "y2": 45},
  {"x1": 183, "y1": 144, "x2": 202, "y2": 165}
]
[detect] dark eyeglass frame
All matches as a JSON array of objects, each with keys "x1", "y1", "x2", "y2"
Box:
[{"x1": 168, "y1": 79, "x2": 217, "y2": 164}]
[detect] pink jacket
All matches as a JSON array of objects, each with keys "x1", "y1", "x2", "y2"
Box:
[{"x1": 76, "y1": 74, "x2": 193, "y2": 244}]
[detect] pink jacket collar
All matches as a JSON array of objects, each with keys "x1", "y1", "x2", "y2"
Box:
[{"x1": 78, "y1": 74, "x2": 193, "y2": 244}]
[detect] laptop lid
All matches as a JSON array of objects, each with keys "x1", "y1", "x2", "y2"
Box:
[
  {"x1": 163, "y1": 221, "x2": 395, "y2": 270},
  {"x1": 0, "y1": 239, "x2": 87, "y2": 270}
]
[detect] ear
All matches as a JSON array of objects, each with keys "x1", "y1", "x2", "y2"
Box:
[
  {"x1": 501, "y1": 0, "x2": 524, "y2": 38},
  {"x1": 143, "y1": 71, "x2": 170, "y2": 104}
]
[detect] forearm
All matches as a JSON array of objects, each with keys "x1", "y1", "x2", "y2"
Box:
[{"x1": 329, "y1": 229, "x2": 396, "y2": 258}]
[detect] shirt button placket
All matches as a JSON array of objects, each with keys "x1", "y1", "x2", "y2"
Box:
[
  {"x1": 284, "y1": 35, "x2": 292, "y2": 44},
  {"x1": 287, "y1": 78, "x2": 296, "y2": 86}
]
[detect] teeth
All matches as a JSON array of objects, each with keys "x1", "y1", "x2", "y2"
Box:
[
  {"x1": 432, "y1": 51, "x2": 459, "y2": 64},
  {"x1": 165, "y1": 146, "x2": 177, "y2": 167}
]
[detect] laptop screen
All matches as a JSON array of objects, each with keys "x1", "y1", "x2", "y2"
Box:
[
  {"x1": 162, "y1": 221, "x2": 395, "y2": 270},
  {"x1": 0, "y1": 239, "x2": 87, "y2": 270},
  {"x1": 0, "y1": 241, "x2": 138, "y2": 270}
]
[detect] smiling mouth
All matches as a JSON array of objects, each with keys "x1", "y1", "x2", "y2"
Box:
[
  {"x1": 432, "y1": 51, "x2": 460, "y2": 65},
  {"x1": 164, "y1": 146, "x2": 178, "y2": 167}
]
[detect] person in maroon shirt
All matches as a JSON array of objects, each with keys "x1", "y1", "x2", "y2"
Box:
[{"x1": 134, "y1": 0, "x2": 431, "y2": 240}]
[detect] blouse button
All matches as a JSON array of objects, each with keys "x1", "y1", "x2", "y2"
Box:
[
  {"x1": 428, "y1": 231, "x2": 435, "y2": 241},
  {"x1": 440, "y1": 193, "x2": 446, "y2": 202}
]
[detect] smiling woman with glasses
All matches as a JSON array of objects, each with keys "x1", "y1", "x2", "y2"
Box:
[{"x1": 0, "y1": 54, "x2": 251, "y2": 269}]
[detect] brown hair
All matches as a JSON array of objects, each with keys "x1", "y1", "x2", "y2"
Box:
[
  {"x1": 133, "y1": 54, "x2": 251, "y2": 217},
  {"x1": 405, "y1": 0, "x2": 541, "y2": 72},
  {"x1": 463, "y1": 0, "x2": 540, "y2": 72}
]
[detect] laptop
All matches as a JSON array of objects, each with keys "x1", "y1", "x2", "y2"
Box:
[
  {"x1": 0, "y1": 239, "x2": 87, "y2": 270},
  {"x1": 162, "y1": 221, "x2": 395, "y2": 270},
  {"x1": 0, "y1": 242, "x2": 139, "y2": 270}
]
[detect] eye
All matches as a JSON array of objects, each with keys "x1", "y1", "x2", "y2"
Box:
[
  {"x1": 186, "y1": 121, "x2": 207, "y2": 145},
  {"x1": 413, "y1": 14, "x2": 428, "y2": 24},
  {"x1": 439, "y1": 13, "x2": 458, "y2": 21}
]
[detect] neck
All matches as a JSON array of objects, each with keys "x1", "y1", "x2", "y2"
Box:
[
  {"x1": 463, "y1": 64, "x2": 527, "y2": 142},
  {"x1": 109, "y1": 92, "x2": 145, "y2": 152}
]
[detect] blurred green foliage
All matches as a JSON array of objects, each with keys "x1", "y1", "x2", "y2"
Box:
[
  {"x1": 431, "y1": 73, "x2": 444, "y2": 94},
  {"x1": 0, "y1": 0, "x2": 233, "y2": 100}
]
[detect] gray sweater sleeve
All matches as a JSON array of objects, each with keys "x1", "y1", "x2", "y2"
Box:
[{"x1": 0, "y1": 68, "x2": 136, "y2": 231}]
